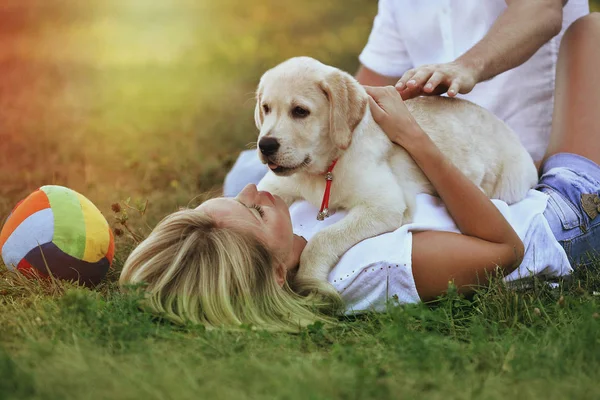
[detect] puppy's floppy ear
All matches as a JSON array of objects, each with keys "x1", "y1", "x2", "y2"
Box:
[
  {"x1": 319, "y1": 70, "x2": 367, "y2": 150},
  {"x1": 254, "y1": 85, "x2": 264, "y2": 130}
]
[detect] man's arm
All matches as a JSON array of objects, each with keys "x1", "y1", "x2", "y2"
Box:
[
  {"x1": 356, "y1": 0, "x2": 411, "y2": 87},
  {"x1": 457, "y1": 0, "x2": 565, "y2": 83},
  {"x1": 355, "y1": 65, "x2": 398, "y2": 86},
  {"x1": 397, "y1": 0, "x2": 566, "y2": 99}
]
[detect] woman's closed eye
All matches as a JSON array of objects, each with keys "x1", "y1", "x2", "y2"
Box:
[{"x1": 251, "y1": 204, "x2": 265, "y2": 218}]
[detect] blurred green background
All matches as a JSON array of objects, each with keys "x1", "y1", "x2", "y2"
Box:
[
  {"x1": 0, "y1": 1, "x2": 378, "y2": 250},
  {"x1": 0, "y1": 0, "x2": 598, "y2": 252}
]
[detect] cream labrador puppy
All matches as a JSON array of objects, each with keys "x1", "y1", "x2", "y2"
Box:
[{"x1": 255, "y1": 57, "x2": 538, "y2": 298}]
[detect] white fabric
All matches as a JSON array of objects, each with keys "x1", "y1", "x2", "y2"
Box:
[
  {"x1": 290, "y1": 189, "x2": 572, "y2": 314},
  {"x1": 358, "y1": 0, "x2": 589, "y2": 161},
  {"x1": 224, "y1": 150, "x2": 268, "y2": 197}
]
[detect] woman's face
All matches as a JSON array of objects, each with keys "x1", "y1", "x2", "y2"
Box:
[{"x1": 196, "y1": 184, "x2": 295, "y2": 266}]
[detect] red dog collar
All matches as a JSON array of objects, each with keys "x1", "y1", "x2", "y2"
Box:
[{"x1": 317, "y1": 159, "x2": 338, "y2": 221}]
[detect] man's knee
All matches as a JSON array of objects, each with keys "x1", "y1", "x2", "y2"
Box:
[{"x1": 564, "y1": 12, "x2": 600, "y2": 40}]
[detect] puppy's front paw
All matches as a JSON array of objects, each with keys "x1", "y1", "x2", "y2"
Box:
[
  {"x1": 293, "y1": 242, "x2": 343, "y2": 313},
  {"x1": 292, "y1": 275, "x2": 343, "y2": 314},
  {"x1": 298, "y1": 241, "x2": 338, "y2": 282}
]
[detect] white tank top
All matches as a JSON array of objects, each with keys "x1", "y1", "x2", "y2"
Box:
[{"x1": 290, "y1": 190, "x2": 572, "y2": 314}]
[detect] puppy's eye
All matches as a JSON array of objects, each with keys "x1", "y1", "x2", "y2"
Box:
[
  {"x1": 292, "y1": 106, "x2": 309, "y2": 118},
  {"x1": 262, "y1": 104, "x2": 270, "y2": 114}
]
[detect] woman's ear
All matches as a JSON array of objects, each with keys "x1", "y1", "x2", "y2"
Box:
[
  {"x1": 319, "y1": 71, "x2": 368, "y2": 150},
  {"x1": 254, "y1": 86, "x2": 264, "y2": 130},
  {"x1": 275, "y1": 263, "x2": 286, "y2": 287}
]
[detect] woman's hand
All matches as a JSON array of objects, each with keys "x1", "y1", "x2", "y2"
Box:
[
  {"x1": 364, "y1": 85, "x2": 426, "y2": 150},
  {"x1": 394, "y1": 61, "x2": 480, "y2": 100}
]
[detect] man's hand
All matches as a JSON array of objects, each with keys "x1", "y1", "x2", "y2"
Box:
[{"x1": 395, "y1": 60, "x2": 481, "y2": 100}]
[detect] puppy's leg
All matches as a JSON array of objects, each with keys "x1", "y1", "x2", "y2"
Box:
[{"x1": 295, "y1": 202, "x2": 405, "y2": 300}]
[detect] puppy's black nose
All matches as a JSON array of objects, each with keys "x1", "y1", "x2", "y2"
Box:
[{"x1": 258, "y1": 137, "x2": 280, "y2": 156}]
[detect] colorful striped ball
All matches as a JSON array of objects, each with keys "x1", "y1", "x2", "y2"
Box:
[{"x1": 0, "y1": 185, "x2": 114, "y2": 285}]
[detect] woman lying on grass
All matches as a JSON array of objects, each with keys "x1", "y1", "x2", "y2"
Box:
[{"x1": 119, "y1": 14, "x2": 600, "y2": 331}]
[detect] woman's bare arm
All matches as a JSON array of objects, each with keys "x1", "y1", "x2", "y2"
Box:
[
  {"x1": 365, "y1": 86, "x2": 525, "y2": 298},
  {"x1": 411, "y1": 231, "x2": 522, "y2": 300}
]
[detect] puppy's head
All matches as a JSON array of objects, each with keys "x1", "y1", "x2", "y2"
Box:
[{"x1": 255, "y1": 57, "x2": 367, "y2": 176}]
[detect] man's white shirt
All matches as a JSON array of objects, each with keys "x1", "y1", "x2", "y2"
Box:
[{"x1": 359, "y1": 0, "x2": 589, "y2": 161}]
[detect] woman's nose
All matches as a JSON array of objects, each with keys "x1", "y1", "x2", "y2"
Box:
[{"x1": 236, "y1": 183, "x2": 258, "y2": 200}]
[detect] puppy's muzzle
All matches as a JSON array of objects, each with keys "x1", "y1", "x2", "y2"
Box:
[{"x1": 258, "y1": 137, "x2": 280, "y2": 156}]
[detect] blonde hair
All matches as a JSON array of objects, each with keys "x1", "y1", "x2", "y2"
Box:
[{"x1": 119, "y1": 208, "x2": 337, "y2": 331}]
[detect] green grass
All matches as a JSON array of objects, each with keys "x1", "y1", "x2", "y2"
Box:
[
  {"x1": 1, "y1": 1, "x2": 600, "y2": 399},
  {"x1": 1, "y1": 269, "x2": 599, "y2": 399}
]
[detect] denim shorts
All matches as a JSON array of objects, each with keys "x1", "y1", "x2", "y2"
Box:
[{"x1": 536, "y1": 153, "x2": 600, "y2": 268}]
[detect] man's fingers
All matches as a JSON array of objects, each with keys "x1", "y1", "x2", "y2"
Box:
[
  {"x1": 406, "y1": 69, "x2": 432, "y2": 89},
  {"x1": 447, "y1": 80, "x2": 461, "y2": 97},
  {"x1": 424, "y1": 71, "x2": 445, "y2": 93},
  {"x1": 395, "y1": 69, "x2": 415, "y2": 90}
]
